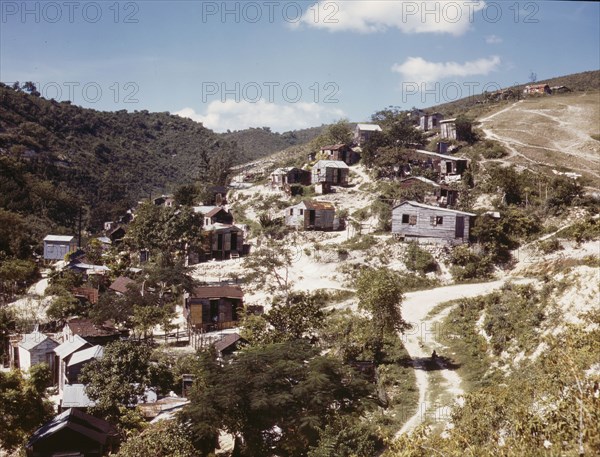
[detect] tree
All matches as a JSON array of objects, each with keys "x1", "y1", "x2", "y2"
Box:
[
  {"x1": 182, "y1": 340, "x2": 373, "y2": 457},
  {"x1": 173, "y1": 184, "x2": 198, "y2": 206},
  {"x1": 243, "y1": 240, "x2": 296, "y2": 303},
  {"x1": 80, "y1": 340, "x2": 154, "y2": 422},
  {"x1": 0, "y1": 366, "x2": 54, "y2": 451},
  {"x1": 113, "y1": 420, "x2": 196, "y2": 457},
  {"x1": 454, "y1": 115, "x2": 476, "y2": 143},
  {"x1": 46, "y1": 291, "x2": 85, "y2": 324},
  {"x1": 356, "y1": 268, "x2": 409, "y2": 361}
]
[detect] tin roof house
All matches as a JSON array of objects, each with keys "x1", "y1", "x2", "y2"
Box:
[
  {"x1": 284, "y1": 200, "x2": 336, "y2": 231},
  {"x1": 43, "y1": 235, "x2": 77, "y2": 261}
]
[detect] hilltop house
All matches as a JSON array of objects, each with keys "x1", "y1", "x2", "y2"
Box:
[
  {"x1": 43, "y1": 235, "x2": 77, "y2": 261},
  {"x1": 14, "y1": 331, "x2": 59, "y2": 371},
  {"x1": 391, "y1": 201, "x2": 476, "y2": 244},
  {"x1": 311, "y1": 160, "x2": 349, "y2": 186},
  {"x1": 270, "y1": 167, "x2": 311, "y2": 188},
  {"x1": 26, "y1": 408, "x2": 119, "y2": 457},
  {"x1": 284, "y1": 200, "x2": 336, "y2": 231},
  {"x1": 184, "y1": 285, "x2": 244, "y2": 333},
  {"x1": 354, "y1": 123, "x2": 382, "y2": 145},
  {"x1": 320, "y1": 144, "x2": 360, "y2": 165},
  {"x1": 524, "y1": 84, "x2": 552, "y2": 95},
  {"x1": 419, "y1": 113, "x2": 444, "y2": 131}
]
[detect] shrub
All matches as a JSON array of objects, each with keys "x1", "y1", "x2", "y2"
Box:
[
  {"x1": 449, "y1": 245, "x2": 494, "y2": 281},
  {"x1": 404, "y1": 242, "x2": 437, "y2": 274},
  {"x1": 537, "y1": 238, "x2": 562, "y2": 254}
]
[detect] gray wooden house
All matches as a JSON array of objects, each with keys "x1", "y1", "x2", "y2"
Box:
[
  {"x1": 184, "y1": 285, "x2": 243, "y2": 332},
  {"x1": 285, "y1": 200, "x2": 336, "y2": 231},
  {"x1": 413, "y1": 150, "x2": 469, "y2": 177},
  {"x1": 43, "y1": 235, "x2": 77, "y2": 261},
  {"x1": 15, "y1": 331, "x2": 59, "y2": 371},
  {"x1": 311, "y1": 160, "x2": 349, "y2": 186},
  {"x1": 419, "y1": 112, "x2": 443, "y2": 131},
  {"x1": 194, "y1": 206, "x2": 234, "y2": 226},
  {"x1": 392, "y1": 201, "x2": 475, "y2": 244},
  {"x1": 354, "y1": 123, "x2": 382, "y2": 146}
]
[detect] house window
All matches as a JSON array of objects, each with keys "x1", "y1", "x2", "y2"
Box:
[
  {"x1": 430, "y1": 216, "x2": 443, "y2": 226},
  {"x1": 402, "y1": 214, "x2": 410, "y2": 224},
  {"x1": 299, "y1": 209, "x2": 304, "y2": 215},
  {"x1": 409, "y1": 215, "x2": 417, "y2": 225},
  {"x1": 289, "y1": 209, "x2": 294, "y2": 216}
]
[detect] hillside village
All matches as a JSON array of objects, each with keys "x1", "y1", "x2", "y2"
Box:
[{"x1": 1, "y1": 80, "x2": 599, "y2": 457}]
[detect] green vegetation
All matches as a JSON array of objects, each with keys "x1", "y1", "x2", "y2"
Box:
[
  {"x1": 404, "y1": 242, "x2": 438, "y2": 274},
  {"x1": 0, "y1": 365, "x2": 54, "y2": 451}
]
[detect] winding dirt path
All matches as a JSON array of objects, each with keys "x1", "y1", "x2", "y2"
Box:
[{"x1": 395, "y1": 277, "x2": 534, "y2": 436}]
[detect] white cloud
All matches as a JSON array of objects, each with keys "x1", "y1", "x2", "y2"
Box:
[
  {"x1": 391, "y1": 55, "x2": 501, "y2": 83},
  {"x1": 174, "y1": 100, "x2": 345, "y2": 133},
  {"x1": 296, "y1": 1, "x2": 485, "y2": 35},
  {"x1": 485, "y1": 34, "x2": 503, "y2": 44}
]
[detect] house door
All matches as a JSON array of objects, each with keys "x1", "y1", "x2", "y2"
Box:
[
  {"x1": 210, "y1": 300, "x2": 219, "y2": 323},
  {"x1": 231, "y1": 233, "x2": 238, "y2": 251},
  {"x1": 455, "y1": 216, "x2": 464, "y2": 238},
  {"x1": 217, "y1": 234, "x2": 223, "y2": 251},
  {"x1": 446, "y1": 162, "x2": 453, "y2": 174},
  {"x1": 309, "y1": 210, "x2": 316, "y2": 227}
]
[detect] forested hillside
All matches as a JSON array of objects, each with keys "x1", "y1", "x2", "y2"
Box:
[
  {"x1": 222, "y1": 125, "x2": 325, "y2": 161},
  {"x1": 0, "y1": 83, "x2": 247, "y2": 255}
]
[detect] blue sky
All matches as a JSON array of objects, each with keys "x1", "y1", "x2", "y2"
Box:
[{"x1": 1, "y1": 1, "x2": 599, "y2": 132}]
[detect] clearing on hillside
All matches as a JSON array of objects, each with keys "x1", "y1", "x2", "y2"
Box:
[{"x1": 479, "y1": 92, "x2": 600, "y2": 187}]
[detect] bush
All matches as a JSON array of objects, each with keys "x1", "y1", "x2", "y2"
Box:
[
  {"x1": 536, "y1": 238, "x2": 562, "y2": 254},
  {"x1": 404, "y1": 242, "x2": 437, "y2": 274},
  {"x1": 449, "y1": 245, "x2": 494, "y2": 281}
]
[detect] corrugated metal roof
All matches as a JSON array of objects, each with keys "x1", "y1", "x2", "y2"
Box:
[
  {"x1": 302, "y1": 200, "x2": 336, "y2": 211},
  {"x1": 109, "y1": 276, "x2": 136, "y2": 294},
  {"x1": 313, "y1": 160, "x2": 349, "y2": 169},
  {"x1": 68, "y1": 345, "x2": 104, "y2": 366},
  {"x1": 26, "y1": 408, "x2": 117, "y2": 448},
  {"x1": 213, "y1": 333, "x2": 244, "y2": 353},
  {"x1": 65, "y1": 318, "x2": 119, "y2": 338},
  {"x1": 400, "y1": 177, "x2": 440, "y2": 187},
  {"x1": 54, "y1": 335, "x2": 90, "y2": 358},
  {"x1": 18, "y1": 332, "x2": 57, "y2": 350},
  {"x1": 193, "y1": 205, "x2": 218, "y2": 215},
  {"x1": 320, "y1": 143, "x2": 347, "y2": 151},
  {"x1": 414, "y1": 149, "x2": 468, "y2": 161},
  {"x1": 62, "y1": 384, "x2": 96, "y2": 408},
  {"x1": 393, "y1": 200, "x2": 476, "y2": 216},
  {"x1": 356, "y1": 123, "x2": 382, "y2": 131},
  {"x1": 190, "y1": 285, "x2": 243, "y2": 299},
  {"x1": 43, "y1": 235, "x2": 75, "y2": 242}
]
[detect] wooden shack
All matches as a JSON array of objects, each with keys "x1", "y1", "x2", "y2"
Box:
[
  {"x1": 270, "y1": 167, "x2": 311, "y2": 188},
  {"x1": 203, "y1": 223, "x2": 244, "y2": 260},
  {"x1": 184, "y1": 285, "x2": 243, "y2": 332},
  {"x1": 319, "y1": 144, "x2": 359, "y2": 165},
  {"x1": 311, "y1": 160, "x2": 349, "y2": 186},
  {"x1": 412, "y1": 150, "x2": 469, "y2": 177},
  {"x1": 354, "y1": 123, "x2": 382, "y2": 146},
  {"x1": 285, "y1": 200, "x2": 336, "y2": 231},
  {"x1": 391, "y1": 201, "x2": 475, "y2": 244},
  {"x1": 419, "y1": 113, "x2": 443, "y2": 131}
]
